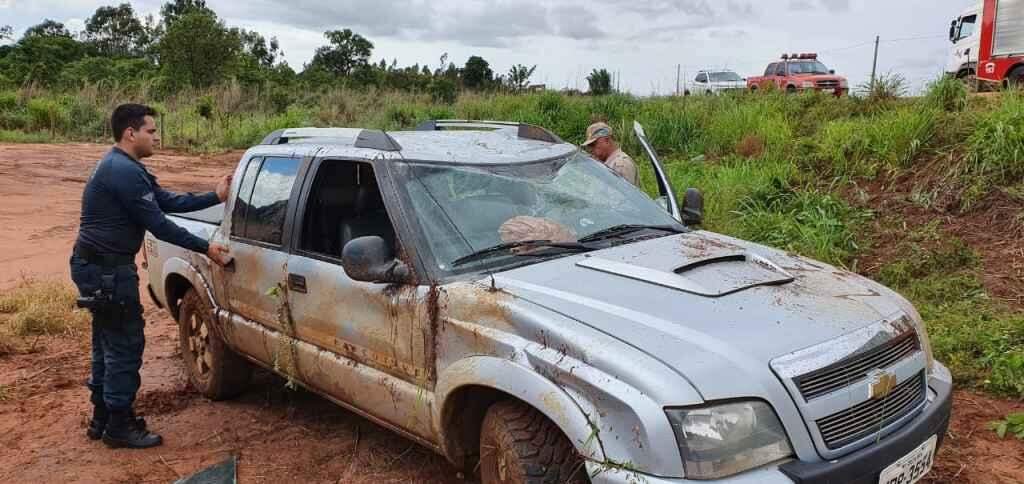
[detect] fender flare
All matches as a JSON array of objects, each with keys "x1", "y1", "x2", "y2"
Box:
[
  {"x1": 161, "y1": 256, "x2": 222, "y2": 321},
  {"x1": 434, "y1": 356, "x2": 605, "y2": 462}
]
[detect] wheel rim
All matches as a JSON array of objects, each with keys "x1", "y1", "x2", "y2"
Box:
[{"x1": 186, "y1": 310, "x2": 212, "y2": 377}]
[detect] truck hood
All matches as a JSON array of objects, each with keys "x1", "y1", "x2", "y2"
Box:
[{"x1": 494, "y1": 231, "x2": 906, "y2": 400}]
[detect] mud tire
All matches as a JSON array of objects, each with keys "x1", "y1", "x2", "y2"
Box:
[
  {"x1": 1007, "y1": 66, "x2": 1024, "y2": 90},
  {"x1": 479, "y1": 400, "x2": 588, "y2": 484},
  {"x1": 178, "y1": 288, "x2": 251, "y2": 400}
]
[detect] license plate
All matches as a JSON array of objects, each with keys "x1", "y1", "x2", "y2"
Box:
[{"x1": 878, "y1": 435, "x2": 937, "y2": 484}]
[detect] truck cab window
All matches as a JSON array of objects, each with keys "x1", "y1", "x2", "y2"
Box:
[
  {"x1": 775, "y1": 63, "x2": 787, "y2": 76},
  {"x1": 238, "y1": 157, "x2": 300, "y2": 245},
  {"x1": 299, "y1": 160, "x2": 397, "y2": 259},
  {"x1": 958, "y1": 15, "x2": 977, "y2": 41},
  {"x1": 231, "y1": 156, "x2": 262, "y2": 238},
  {"x1": 765, "y1": 63, "x2": 777, "y2": 76},
  {"x1": 695, "y1": 73, "x2": 708, "y2": 83}
]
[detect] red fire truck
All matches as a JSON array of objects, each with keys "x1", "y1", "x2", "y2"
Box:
[{"x1": 977, "y1": 0, "x2": 1024, "y2": 86}]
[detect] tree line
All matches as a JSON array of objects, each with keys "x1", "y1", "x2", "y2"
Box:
[{"x1": 0, "y1": 0, "x2": 616, "y2": 102}]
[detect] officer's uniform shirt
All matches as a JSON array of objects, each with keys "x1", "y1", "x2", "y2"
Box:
[
  {"x1": 76, "y1": 147, "x2": 219, "y2": 256},
  {"x1": 604, "y1": 148, "x2": 640, "y2": 187}
]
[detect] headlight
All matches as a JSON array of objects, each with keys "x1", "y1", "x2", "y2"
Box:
[
  {"x1": 899, "y1": 301, "x2": 935, "y2": 374},
  {"x1": 666, "y1": 401, "x2": 793, "y2": 479},
  {"x1": 802, "y1": 81, "x2": 815, "y2": 88}
]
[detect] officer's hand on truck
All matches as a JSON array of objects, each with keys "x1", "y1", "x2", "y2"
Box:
[{"x1": 216, "y1": 174, "x2": 233, "y2": 202}]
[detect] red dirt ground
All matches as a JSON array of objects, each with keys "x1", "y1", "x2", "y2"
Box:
[{"x1": 0, "y1": 143, "x2": 1020, "y2": 483}]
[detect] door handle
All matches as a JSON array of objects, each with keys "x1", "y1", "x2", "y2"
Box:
[{"x1": 288, "y1": 273, "x2": 307, "y2": 293}]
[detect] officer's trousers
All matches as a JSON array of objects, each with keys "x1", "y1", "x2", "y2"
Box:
[{"x1": 69, "y1": 254, "x2": 146, "y2": 411}]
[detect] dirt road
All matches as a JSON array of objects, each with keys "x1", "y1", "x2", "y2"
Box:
[{"x1": 0, "y1": 143, "x2": 1020, "y2": 483}]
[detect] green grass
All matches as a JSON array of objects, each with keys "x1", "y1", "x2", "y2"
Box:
[
  {"x1": 989, "y1": 412, "x2": 1024, "y2": 440},
  {"x1": 0, "y1": 129, "x2": 56, "y2": 143}
]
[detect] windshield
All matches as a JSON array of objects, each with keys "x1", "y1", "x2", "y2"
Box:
[
  {"x1": 393, "y1": 153, "x2": 682, "y2": 274},
  {"x1": 709, "y1": 71, "x2": 743, "y2": 82},
  {"x1": 788, "y1": 60, "x2": 831, "y2": 75}
]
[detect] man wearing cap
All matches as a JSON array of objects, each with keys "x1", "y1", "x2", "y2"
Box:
[{"x1": 581, "y1": 122, "x2": 639, "y2": 187}]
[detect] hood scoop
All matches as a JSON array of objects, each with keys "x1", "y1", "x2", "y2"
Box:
[{"x1": 576, "y1": 252, "x2": 795, "y2": 297}]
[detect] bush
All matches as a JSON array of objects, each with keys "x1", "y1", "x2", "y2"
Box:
[
  {"x1": 428, "y1": 78, "x2": 457, "y2": 105},
  {"x1": 25, "y1": 97, "x2": 70, "y2": 132},
  {"x1": 926, "y1": 76, "x2": 969, "y2": 112}
]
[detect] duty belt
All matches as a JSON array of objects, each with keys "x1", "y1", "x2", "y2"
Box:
[{"x1": 74, "y1": 244, "x2": 135, "y2": 267}]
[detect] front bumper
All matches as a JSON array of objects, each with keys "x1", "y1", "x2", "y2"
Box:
[{"x1": 588, "y1": 364, "x2": 953, "y2": 484}]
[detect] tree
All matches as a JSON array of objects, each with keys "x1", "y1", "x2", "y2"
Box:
[
  {"x1": 587, "y1": 68, "x2": 612, "y2": 95},
  {"x1": 24, "y1": 20, "x2": 72, "y2": 38},
  {"x1": 157, "y1": 10, "x2": 240, "y2": 88},
  {"x1": 84, "y1": 3, "x2": 150, "y2": 57},
  {"x1": 0, "y1": 25, "x2": 12, "y2": 42},
  {"x1": 507, "y1": 64, "x2": 537, "y2": 92},
  {"x1": 235, "y1": 29, "x2": 280, "y2": 68},
  {"x1": 160, "y1": 0, "x2": 213, "y2": 25},
  {"x1": 307, "y1": 29, "x2": 373, "y2": 77},
  {"x1": 2, "y1": 20, "x2": 86, "y2": 85},
  {"x1": 463, "y1": 55, "x2": 492, "y2": 90}
]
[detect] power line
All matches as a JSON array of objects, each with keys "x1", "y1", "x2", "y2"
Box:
[{"x1": 881, "y1": 34, "x2": 948, "y2": 43}]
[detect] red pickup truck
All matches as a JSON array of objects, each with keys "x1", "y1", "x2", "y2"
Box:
[{"x1": 747, "y1": 53, "x2": 849, "y2": 96}]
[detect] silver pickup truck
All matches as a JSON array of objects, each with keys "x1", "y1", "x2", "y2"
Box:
[{"x1": 144, "y1": 121, "x2": 952, "y2": 484}]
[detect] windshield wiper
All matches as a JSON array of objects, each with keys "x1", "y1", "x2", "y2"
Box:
[
  {"x1": 577, "y1": 224, "x2": 685, "y2": 243},
  {"x1": 451, "y1": 240, "x2": 593, "y2": 267}
]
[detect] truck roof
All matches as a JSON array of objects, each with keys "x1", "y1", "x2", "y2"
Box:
[{"x1": 250, "y1": 122, "x2": 578, "y2": 165}]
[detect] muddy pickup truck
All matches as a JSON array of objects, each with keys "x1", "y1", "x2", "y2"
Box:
[{"x1": 144, "y1": 120, "x2": 951, "y2": 484}]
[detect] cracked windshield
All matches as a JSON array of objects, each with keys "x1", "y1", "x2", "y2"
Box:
[{"x1": 397, "y1": 153, "x2": 681, "y2": 271}]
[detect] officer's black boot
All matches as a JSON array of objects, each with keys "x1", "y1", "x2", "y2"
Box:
[
  {"x1": 102, "y1": 409, "x2": 162, "y2": 449},
  {"x1": 86, "y1": 390, "x2": 107, "y2": 440},
  {"x1": 86, "y1": 403, "x2": 108, "y2": 440}
]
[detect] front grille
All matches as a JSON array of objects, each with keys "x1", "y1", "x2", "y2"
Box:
[
  {"x1": 795, "y1": 332, "x2": 919, "y2": 401},
  {"x1": 816, "y1": 371, "x2": 926, "y2": 449},
  {"x1": 816, "y1": 80, "x2": 840, "y2": 88}
]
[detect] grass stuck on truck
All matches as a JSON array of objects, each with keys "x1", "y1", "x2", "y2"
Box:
[{"x1": 144, "y1": 120, "x2": 952, "y2": 484}]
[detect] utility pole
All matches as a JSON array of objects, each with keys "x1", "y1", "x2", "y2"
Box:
[
  {"x1": 676, "y1": 64, "x2": 681, "y2": 96},
  {"x1": 870, "y1": 35, "x2": 880, "y2": 92}
]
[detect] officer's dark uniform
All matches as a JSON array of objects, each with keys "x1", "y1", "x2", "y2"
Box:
[{"x1": 71, "y1": 146, "x2": 219, "y2": 443}]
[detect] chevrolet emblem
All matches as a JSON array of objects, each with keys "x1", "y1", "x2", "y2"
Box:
[{"x1": 867, "y1": 369, "x2": 898, "y2": 400}]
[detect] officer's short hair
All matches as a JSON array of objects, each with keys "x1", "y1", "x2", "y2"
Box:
[{"x1": 111, "y1": 104, "x2": 157, "y2": 142}]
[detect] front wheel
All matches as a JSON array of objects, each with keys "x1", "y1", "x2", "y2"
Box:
[
  {"x1": 479, "y1": 400, "x2": 588, "y2": 484},
  {"x1": 178, "y1": 288, "x2": 251, "y2": 400}
]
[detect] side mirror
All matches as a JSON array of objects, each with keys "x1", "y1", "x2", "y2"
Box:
[
  {"x1": 342, "y1": 236, "x2": 410, "y2": 283},
  {"x1": 829, "y1": 69, "x2": 836, "y2": 75},
  {"x1": 681, "y1": 188, "x2": 704, "y2": 226}
]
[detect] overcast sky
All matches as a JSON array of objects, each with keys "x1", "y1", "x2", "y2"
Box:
[{"x1": 1, "y1": 0, "x2": 975, "y2": 94}]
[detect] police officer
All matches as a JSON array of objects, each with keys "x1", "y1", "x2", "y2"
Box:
[
  {"x1": 71, "y1": 103, "x2": 232, "y2": 449},
  {"x1": 581, "y1": 122, "x2": 640, "y2": 187}
]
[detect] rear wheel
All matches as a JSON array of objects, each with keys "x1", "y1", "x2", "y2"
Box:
[
  {"x1": 786, "y1": 84, "x2": 798, "y2": 94},
  {"x1": 1007, "y1": 66, "x2": 1024, "y2": 89},
  {"x1": 479, "y1": 400, "x2": 588, "y2": 484},
  {"x1": 178, "y1": 288, "x2": 251, "y2": 399}
]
